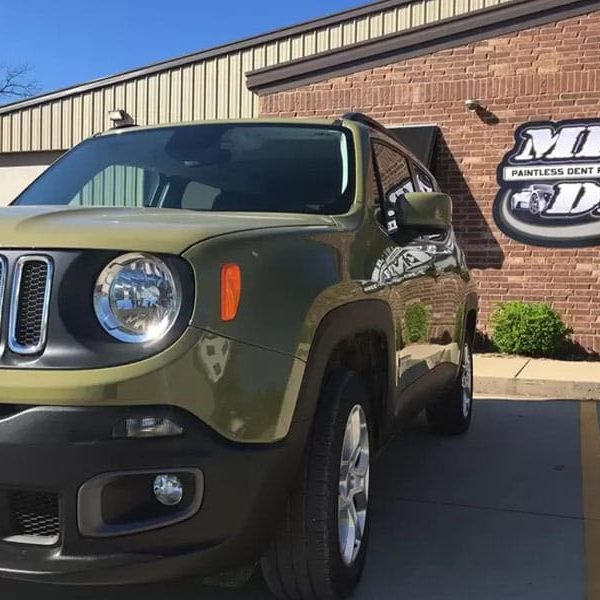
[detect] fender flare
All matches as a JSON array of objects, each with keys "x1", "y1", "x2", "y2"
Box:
[
  {"x1": 292, "y1": 299, "x2": 396, "y2": 424},
  {"x1": 462, "y1": 291, "x2": 479, "y2": 341},
  {"x1": 456, "y1": 291, "x2": 479, "y2": 369}
]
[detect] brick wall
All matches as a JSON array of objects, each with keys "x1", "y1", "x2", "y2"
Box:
[{"x1": 259, "y1": 11, "x2": 600, "y2": 355}]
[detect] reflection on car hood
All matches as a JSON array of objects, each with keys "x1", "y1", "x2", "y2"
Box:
[{"x1": 0, "y1": 206, "x2": 336, "y2": 253}]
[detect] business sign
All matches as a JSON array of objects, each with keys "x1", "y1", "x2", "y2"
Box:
[{"x1": 493, "y1": 119, "x2": 600, "y2": 247}]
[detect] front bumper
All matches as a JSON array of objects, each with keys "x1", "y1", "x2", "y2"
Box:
[{"x1": 0, "y1": 405, "x2": 310, "y2": 584}]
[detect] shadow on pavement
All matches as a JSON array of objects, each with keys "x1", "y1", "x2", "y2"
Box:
[{"x1": 0, "y1": 401, "x2": 585, "y2": 600}]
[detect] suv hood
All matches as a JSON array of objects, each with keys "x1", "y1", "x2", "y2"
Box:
[{"x1": 0, "y1": 206, "x2": 336, "y2": 253}]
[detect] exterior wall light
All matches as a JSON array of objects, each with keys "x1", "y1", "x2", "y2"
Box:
[
  {"x1": 465, "y1": 99, "x2": 485, "y2": 112},
  {"x1": 108, "y1": 109, "x2": 135, "y2": 128}
]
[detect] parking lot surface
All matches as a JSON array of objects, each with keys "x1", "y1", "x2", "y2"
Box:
[{"x1": 0, "y1": 400, "x2": 591, "y2": 599}]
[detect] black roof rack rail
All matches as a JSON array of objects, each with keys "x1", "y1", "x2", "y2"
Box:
[{"x1": 342, "y1": 112, "x2": 394, "y2": 139}]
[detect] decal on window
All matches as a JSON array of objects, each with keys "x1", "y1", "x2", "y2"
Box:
[{"x1": 494, "y1": 119, "x2": 600, "y2": 247}]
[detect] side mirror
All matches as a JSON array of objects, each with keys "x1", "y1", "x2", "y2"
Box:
[{"x1": 399, "y1": 192, "x2": 452, "y2": 232}]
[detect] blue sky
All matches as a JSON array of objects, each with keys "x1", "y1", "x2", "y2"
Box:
[{"x1": 0, "y1": 0, "x2": 367, "y2": 96}]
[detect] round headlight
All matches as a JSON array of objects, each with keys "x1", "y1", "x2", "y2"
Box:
[{"x1": 93, "y1": 253, "x2": 182, "y2": 343}]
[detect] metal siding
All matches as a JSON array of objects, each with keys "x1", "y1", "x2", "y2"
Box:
[
  {"x1": 216, "y1": 56, "x2": 230, "y2": 119},
  {"x1": 240, "y1": 50, "x2": 256, "y2": 117},
  {"x1": 1, "y1": 115, "x2": 11, "y2": 153},
  {"x1": 41, "y1": 104, "x2": 52, "y2": 149},
  {"x1": 342, "y1": 20, "x2": 357, "y2": 45},
  {"x1": 0, "y1": 0, "x2": 512, "y2": 152},
  {"x1": 102, "y1": 87, "x2": 115, "y2": 130},
  {"x1": 383, "y1": 10, "x2": 397, "y2": 35},
  {"x1": 278, "y1": 38, "x2": 292, "y2": 63},
  {"x1": 147, "y1": 74, "x2": 159, "y2": 124},
  {"x1": 181, "y1": 65, "x2": 194, "y2": 122},
  {"x1": 397, "y1": 5, "x2": 412, "y2": 28},
  {"x1": 204, "y1": 59, "x2": 218, "y2": 120},
  {"x1": 425, "y1": 0, "x2": 441, "y2": 22},
  {"x1": 20, "y1": 108, "x2": 31, "y2": 152},
  {"x1": 369, "y1": 12, "x2": 384, "y2": 38},
  {"x1": 302, "y1": 30, "x2": 317, "y2": 56},
  {"x1": 30, "y1": 107, "x2": 42, "y2": 152},
  {"x1": 125, "y1": 80, "x2": 138, "y2": 127},
  {"x1": 355, "y1": 16, "x2": 371, "y2": 42},
  {"x1": 291, "y1": 35, "x2": 304, "y2": 60},
  {"x1": 192, "y1": 62, "x2": 205, "y2": 121},
  {"x1": 158, "y1": 72, "x2": 171, "y2": 123},
  {"x1": 229, "y1": 53, "x2": 242, "y2": 119},
  {"x1": 11, "y1": 113, "x2": 21, "y2": 152},
  {"x1": 81, "y1": 93, "x2": 94, "y2": 139},
  {"x1": 171, "y1": 68, "x2": 182, "y2": 122},
  {"x1": 135, "y1": 78, "x2": 148, "y2": 126},
  {"x1": 411, "y1": 1, "x2": 426, "y2": 26}
]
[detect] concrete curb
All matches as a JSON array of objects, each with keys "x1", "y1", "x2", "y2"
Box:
[
  {"x1": 475, "y1": 376, "x2": 600, "y2": 400},
  {"x1": 473, "y1": 354, "x2": 600, "y2": 401}
]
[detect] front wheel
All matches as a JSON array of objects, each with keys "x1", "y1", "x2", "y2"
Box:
[
  {"x1": 426, "y1": 342, "x2": 473, "y2": 435},
  {"x1": 261, "y1": 370, "x2": 372, "y2": 600}
]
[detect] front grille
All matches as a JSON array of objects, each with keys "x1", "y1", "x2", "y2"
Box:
[
  {"x1": 8, "y1": 256, "x2": 53, "y2": 355},
  {"x1": 6, "y1": 491, "x2": 60, "y2": 544}
]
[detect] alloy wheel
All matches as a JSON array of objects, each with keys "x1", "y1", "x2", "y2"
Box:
[{"x1": 338, "y1": 405, "x2": 370, "y2": 566}]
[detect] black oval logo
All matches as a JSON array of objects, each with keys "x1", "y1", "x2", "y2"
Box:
[{"x1": 493, "y1": 119, "x2": 600, "y2": 247}]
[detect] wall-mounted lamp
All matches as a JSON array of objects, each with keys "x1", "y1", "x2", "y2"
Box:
[
  {"x1": 465, "y1": 99, "x2": 486, "y2": 112},
  {"x1": 108, "y1": 109, "x2": 135, "y2": 129}
]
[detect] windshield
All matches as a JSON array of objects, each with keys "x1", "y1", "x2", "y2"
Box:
[{"x1": 12, "y1": 124, "x2": 355, "y2": 215}]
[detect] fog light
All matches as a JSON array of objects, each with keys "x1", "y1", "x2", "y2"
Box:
[
  {"x1": 153, "y1": 474, "x2": 184, "y2": 506},
  {"x1": 113, "y1": 417, "x2": 183, "y2": 439}
]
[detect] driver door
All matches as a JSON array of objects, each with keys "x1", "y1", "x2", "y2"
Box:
[{"x1": 371, "y1": 140, "x2": 441, "y2": 397}]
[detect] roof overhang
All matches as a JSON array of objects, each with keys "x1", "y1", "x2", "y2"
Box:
[
  {"x1": 389, "y1": 125, "x2": 438, "y2": 169},
  {"x1": 247, "y1": 0, "x2": 598, "y2": 95}
]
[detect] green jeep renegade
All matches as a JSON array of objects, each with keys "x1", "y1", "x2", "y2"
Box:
[{"x1": 0, "y1": 113, "x2": 477, "y2": 599}]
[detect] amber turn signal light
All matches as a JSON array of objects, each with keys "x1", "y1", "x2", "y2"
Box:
[{"x1": 221, "y1": 264, "x2": 241, "y2": 321}]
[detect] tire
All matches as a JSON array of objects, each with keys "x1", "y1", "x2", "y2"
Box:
[
  {"x1": 426, "y1": 342, "x2": 473, "y2": 435},
  {"x1": 261, "y1": 369, "x2": 372, "y2": 600}
]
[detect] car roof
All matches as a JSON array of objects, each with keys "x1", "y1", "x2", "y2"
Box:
[{"x1": 96, "y1": 118, "x2": 342, "y2": 138}]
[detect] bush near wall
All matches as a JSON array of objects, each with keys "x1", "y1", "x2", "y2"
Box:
[
  {"x1": 404, "y1": 302, "x2": 430, "y2": 344},
  {"x1": 490, "y1": 301, "x2": 570, "y2": 358}
]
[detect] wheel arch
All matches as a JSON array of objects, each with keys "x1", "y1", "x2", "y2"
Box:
[
  {"x1": 292, "y1": 300, "x2": 396, "y2": 448},
  {"x1": 461, "y1": 291, "x2": 479, "y2": 350}
]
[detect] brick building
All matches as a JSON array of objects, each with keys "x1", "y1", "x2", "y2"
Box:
[
  {"x1": 0, "y1": 0, "x2": 598, "y2": 352},
  {"x1": 250, "y1": 0, "x2": 600, "y2": 353}
]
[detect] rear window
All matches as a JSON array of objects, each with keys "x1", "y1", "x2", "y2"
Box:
[{"x1": 13, "y1": 124, "x2": 355, "y2": 215}]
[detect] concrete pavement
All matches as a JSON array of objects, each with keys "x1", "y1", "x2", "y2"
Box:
[
  {"x1": 475, "y1": 354, "x2": 600, "y2": 399},
  {"x1": 0, "y1": 400, "x2": 590, "y2": 600}
]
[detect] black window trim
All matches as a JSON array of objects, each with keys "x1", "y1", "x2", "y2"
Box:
[
  {"x1": 371, "y1": 137, "x2": 417, "y2": 198},
  {"x1": 410, "y1": 161, "x2": 440, "y2": 193},
  {"x1": 370, "y1": 137, "x2": 417, "y2": 238}
]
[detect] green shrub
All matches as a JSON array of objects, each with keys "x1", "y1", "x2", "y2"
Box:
[
  {"x1": 490, "y1": 301, "x2": 570, "y2": 357},
  {"x1": 404, "y1": 303, "x2": 430, "y2": 343}
]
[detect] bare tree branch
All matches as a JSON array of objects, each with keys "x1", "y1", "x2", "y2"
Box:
[{"x1": 0, "y1": 64, "x2": 40, "y2": 100}]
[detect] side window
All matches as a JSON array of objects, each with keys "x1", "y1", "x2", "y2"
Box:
[
  {"x1": 368, "y1": 153, "x2": 381, "y2": 209},
  {"x1": 413, "y1": 164, "x2": 439, "y2": 193},
  {"x1": 372, "y1": 142, "x2": 414, "y2": 234}
]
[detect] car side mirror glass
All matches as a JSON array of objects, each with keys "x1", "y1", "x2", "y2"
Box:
[{"x1": 399, "y1": 192, "x2": 452, "y2": 232}]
